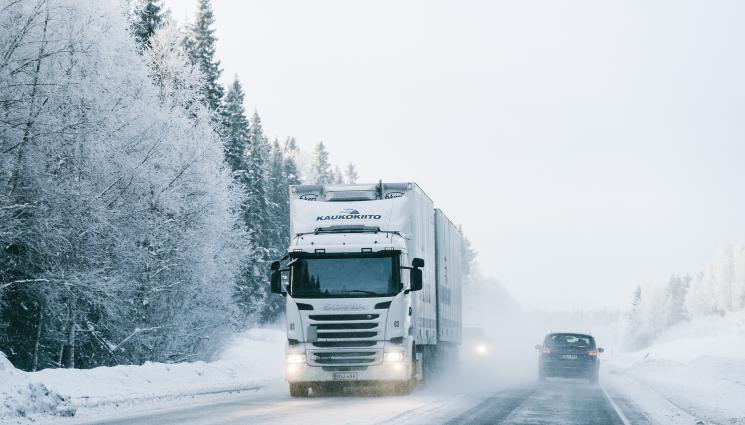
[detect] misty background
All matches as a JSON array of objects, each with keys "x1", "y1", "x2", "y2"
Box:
[{"x1": 164, "y1": 0, "x2": 745, "y2": 310}]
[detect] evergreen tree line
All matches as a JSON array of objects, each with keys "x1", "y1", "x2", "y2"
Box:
[
  {"x1": 0, "y1": 0, "x2": 356, "y2": 371},
  {"x1": 622, "y1": 244, "x2": 745, "y2": 350}
]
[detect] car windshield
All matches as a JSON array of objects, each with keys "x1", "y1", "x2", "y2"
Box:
[
  {"x1": 546, "y1": 334, "x2": 595, "y2": 349},
  {"x1": 289, "y1": 253, "x2": 400, "y2": 298}
]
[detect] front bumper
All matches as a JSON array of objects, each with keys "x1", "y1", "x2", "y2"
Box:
[{"x1": 285, "y1": 360, "x2": 411, "y2": 383}]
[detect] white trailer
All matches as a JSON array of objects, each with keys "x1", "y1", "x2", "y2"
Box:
[{"x1": 270, "y1": 182, "x2": 465, "y2": 396}]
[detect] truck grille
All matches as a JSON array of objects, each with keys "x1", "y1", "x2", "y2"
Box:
[
  {"x1": 309, "y1": 314, "x2": 379, "y2": 321},
  {"x1": 307, "y1": 312, "x2": 384, "y2": 366}
]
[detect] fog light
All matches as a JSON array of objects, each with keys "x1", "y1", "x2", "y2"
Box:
[
  {"x1": 475, "y1": 344, "x2": 487, "y2": 355},
  {"x1": 392, "y1": 362, "x2": 403, "y2": 371},
  {"x1": 286, "y1": 364, "x2": 299, "y2": 374},
  {"x1": 286, "y1": 353, "x2": 306, "y2": 364},
  {"x1": 384, "y1": 352, "x2": 404, "y2": 362}
]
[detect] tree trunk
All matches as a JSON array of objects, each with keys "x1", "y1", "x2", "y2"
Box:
[
  {"x1": 31, "y1": 303, "x2": 43, "y2": 371},
  {"x1": 64, "y1": 313, "x2": 76, "y2": 368}
]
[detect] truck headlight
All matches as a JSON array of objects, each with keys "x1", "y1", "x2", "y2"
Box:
[
  {"x1": 384, "y1": 351, "x2": 404, "y2": 362},
  {"x1": 286, "y1": 353, "x2": 306, "y2": 364}
]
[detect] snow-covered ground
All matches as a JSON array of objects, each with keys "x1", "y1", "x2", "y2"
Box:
[
  {"x1": 0, "y1": 328, "x2": 285, "y2": 424},
  {"x1": 4, "y1": 315, "x2": 745, "y2": 424},
  {"x1": 606, "y1": 311, "x2": 745, "y2": 424}
]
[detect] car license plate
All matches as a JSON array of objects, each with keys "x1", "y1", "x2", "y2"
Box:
[
  {"x1": 333, "y1": 372, "x2": 358, "y2": 381},
  {"x1": 561, "y1": 354, "x2": 578, "y2": 360}
]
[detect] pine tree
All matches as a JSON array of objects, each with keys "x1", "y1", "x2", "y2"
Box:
[
  {"x1": 231, "y1": 111, "x2": 277, "y2": 322},
  {"x1": 624, "y1": 286, "x2": 646, "y2": 349},
  {"x1": 222, "y1": 77, "x2": 250, "y2": 173},
  {"x1": 131, "y1": 0, "x2": 165, "y2": 49},
  {"x1": 344, "y1": 163, "x2": 359, "y2": 184},
  {"x1": 332, "y1": 165, "x2": 344, "y2": 184},
  {"x1": 283, "y1": 138, "x2": 302, "y2": 191},
  {"x1": 310, "y1": 141, "x2": 333, "y2": 185},
  {"x1": 184, "y1": 0, "x2": 223, "y2": 112},
  {"x1": 267, "y1": 139, "x2": 286, "y2": 251},
  {"x1": 662, "y1": 274, "x2": 690, "y2": 328},
  {"x1": 244, "y1": 111, "x2": 270, "y2": 248}
]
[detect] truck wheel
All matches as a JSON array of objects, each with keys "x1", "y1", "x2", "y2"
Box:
[{"x1": 289, "y1": 383, "x2": 309, "y2": 397}]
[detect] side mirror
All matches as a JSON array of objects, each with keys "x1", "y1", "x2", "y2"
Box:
[
  {"x1": 598, "y1": 347, "x2": 605, "y2": 353},
  {"x1": 412, "y1": 258, "x2": 425, "y2": 268},
  {"x1": 410, "y1": 268, "x2": 423, "y2": 291},
  {"x1": 270, "y1": 261, "x2": 282, "y2": 294},
  {"x1": 534, "y1": 344, "x2": 542, "y2": 350}
]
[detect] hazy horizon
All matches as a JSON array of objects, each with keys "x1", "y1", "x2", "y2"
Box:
[{"x1": 165, "y1": 0, "x2": 745, "y2": 310}]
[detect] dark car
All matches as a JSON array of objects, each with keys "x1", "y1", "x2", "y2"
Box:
[{"x1": 535, "y1": 333, "x2": 604, "y2": 383}]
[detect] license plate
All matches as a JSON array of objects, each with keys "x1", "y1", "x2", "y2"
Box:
[
  {"x1": 561, "y1": 354, "x2": 578, "y2": 360},
  {"x1": 333, "y1": 372, "x2": 358, "y2": 381}
]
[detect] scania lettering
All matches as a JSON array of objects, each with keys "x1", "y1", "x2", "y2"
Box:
[{"x1": 269, "y1": 182, "x2": 466, "y2": 397}]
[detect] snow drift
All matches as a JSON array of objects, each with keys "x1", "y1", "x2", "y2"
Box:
[
  {"x1": 607, "y1": 311, "x2": 745, "y2": 424},
  {"x1": 0, "y1": 329, "x2": 284, "y2": 422},
  {"x1": 0, "y1": 352, "x2": 72, "y2": 419}
]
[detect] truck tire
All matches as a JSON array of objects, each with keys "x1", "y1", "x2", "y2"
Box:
[{"x1": 289, "y1": 383, "x2": 309, "y2": 397}]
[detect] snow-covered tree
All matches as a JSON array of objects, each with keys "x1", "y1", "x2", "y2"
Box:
[
  {"x1": 332, "y1": 165, "x2": 344, "y2": 184},
  {"x1": 344, "y1": 163, "x2": 359, "y2": 184},
  {"x1": 310, "y1": 142, "x2": 333, "y2": 185},
  {"x1": 662, "y1": 274, "x2": 689, "y2": 329},
  {"x1": 184, "y1": 0, "x2": 223, "y2": 112},
  {"x1": 222, "y1": 77, "x2": 250, "y2": 173},
  {"x1": 0, "y1": 1, "x2": 245, "y2": 370},
  {"x1": 131, "y1": 0, "x2": 165, "y2": 49}
]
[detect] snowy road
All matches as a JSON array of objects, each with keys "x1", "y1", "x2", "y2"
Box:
[{"x1": 69, "y1": 380, "x2": 648, "y2": 425}]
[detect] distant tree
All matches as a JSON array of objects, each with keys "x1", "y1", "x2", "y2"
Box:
[
  {"x1": 283, "y1": 142, "x2": 302, "y2": 187},
  {"x1": 332, "y1": 165, "x2": 344, "y2": 184},
  {"x1": 457, "y1": 225, "x2": 478, "y2": 285},
  {"x1": 310, "y1": 142, "x2": 333, "y2": 185},
  {"x1": 184, "y1": 0, "x2": 223, "y2": 112},
  {"x1": 344, "y1": 163, "x2": 359, "y2": 184},
  {"x1": 131, "y1": 0, "x2": 165, "y2": 49},
  {"x1": 222, "y1": 77, "x2": 250, "y2": 173},
  {"x1": 623, "y1": 286, "x2": 648, "y2": 349},
  {"x1": 662, "y1": 274, "x2": 689, "y2": 328},
  {"x1": 283, "y1": 137, "x2": 304, "y2": 183}
]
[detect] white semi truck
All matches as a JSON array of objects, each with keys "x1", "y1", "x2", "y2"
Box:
[{"x1": 270, "y1": 182, "x2": 466, "y2": 396}]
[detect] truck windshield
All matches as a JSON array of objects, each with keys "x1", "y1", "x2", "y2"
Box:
[{"x1": 289, "y1": 253, "x2": 400, "y2": 298}]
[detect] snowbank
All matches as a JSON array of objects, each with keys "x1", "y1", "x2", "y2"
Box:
[
  {"x1": 0, "y1": 352, "x2": 73, "y2": 419},
  {"x1": 607, "y1": 311, "x2": 745, "y2": 424},
  {"x1": 1, "y1": 328, "x2": 285, "y2": 422}
]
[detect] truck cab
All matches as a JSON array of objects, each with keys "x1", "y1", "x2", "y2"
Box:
[{"x1": 270, "y1": 182, "x2": 463, "y2": 397}]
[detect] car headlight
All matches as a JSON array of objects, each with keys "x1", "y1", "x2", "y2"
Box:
[
  {"x1": 286, "y1": 353, "x2": 306, "y2": 364},
  {"x1": 384, "y1": 351, "x2": 404, "y2": 362},
  {"x1": 476, "y1": 343, "x2": 488, "y2": 355}
]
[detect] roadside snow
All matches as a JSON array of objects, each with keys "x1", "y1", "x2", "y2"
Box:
[
  {"x1": 1, "y1": 328, "x2": 285, "y2": 423},
  {"x1": 0, "y1": 352, "x2": 73, "y2": 419},
  {"x1": 607, "y1": 311, "x2": 745, "y2": 425}
]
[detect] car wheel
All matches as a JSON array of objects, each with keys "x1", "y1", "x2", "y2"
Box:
[
  {"x1": 538, "y1": 368, "x2": 547, "y2": 382},
  {"x1": 589, "y1": 370, "x2": 599, "y2": 384},
  {"x1": 289, "y1": 383, "x2": 310, "y2": 397}
]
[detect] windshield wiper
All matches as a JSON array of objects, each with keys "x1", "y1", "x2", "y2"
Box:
[{"x1": 339, "y1": 290, "x2": 384, "y2": 296}]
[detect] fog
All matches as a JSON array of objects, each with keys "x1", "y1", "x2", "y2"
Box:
[
  {"x1": 164, "y1": 0, "x2": 745, "y2": 311},
  {"x1": 429, "y1": 277, "x2": 623, "y2": 393}
]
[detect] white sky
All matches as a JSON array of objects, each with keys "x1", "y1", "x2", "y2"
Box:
[{"x1": 165, "y1": 0, "x2": 745, "y2": 310}]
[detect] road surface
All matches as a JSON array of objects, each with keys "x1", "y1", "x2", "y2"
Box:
[{"x1": 70, "y1": 379, "x2": 650, "y2": 425}]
